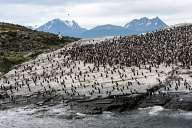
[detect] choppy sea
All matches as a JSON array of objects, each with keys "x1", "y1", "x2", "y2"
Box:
[{"x1": 0, "y1": 105, "x2": 192, "y2": 128}]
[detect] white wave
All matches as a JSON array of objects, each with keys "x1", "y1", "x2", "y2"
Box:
[
  {"x1": 76, "y1": 112, "x2": 87, "y2": 117},
  {"x1": 149, "y1": 106, "x2": 164, "y2": 115},
  {"x1": 138, "y1": 106, "x2": 164, "y2": 115},
  {"x1": 103, "y1": 111, "x2": 112, "y2": 114}
]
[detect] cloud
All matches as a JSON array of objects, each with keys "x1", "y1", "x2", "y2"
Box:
[
  {"x1": 0, "y1": 0, "x2": 192, "y2": 28},
  {"x1": 0, "y1": 0, "x2": 101, "y2": 6}
]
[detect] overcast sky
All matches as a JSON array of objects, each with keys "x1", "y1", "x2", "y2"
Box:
[{"x1": 0, "y1": 0, "x2": 192, "y2": 28}]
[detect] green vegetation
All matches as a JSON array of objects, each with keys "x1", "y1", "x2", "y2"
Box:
[{"x1": 0, "y1": 22, "x2": 80, "y2": 74}]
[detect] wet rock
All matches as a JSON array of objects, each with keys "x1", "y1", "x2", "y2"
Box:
[
  {"x1": 138, "y1": 94, "x2": 172, "y2": 108},
  {"x1": 69, "y1": 94, "x2": 145, "y2": 114},
  {"x1": 164, "y1": 93, "x2": 192, "y2": 111}
]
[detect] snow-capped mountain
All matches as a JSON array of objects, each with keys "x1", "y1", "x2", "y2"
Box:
[
  {"x1": 124, "y1": 17, "x2": 167, "y2": 33},
  {"x1": 37, "y1": 17, "x2": 167, "y2": 38},
  {"x1": 37, "y1": 19, "x2": 86, "y2": 37},
  {"x1": 81, "y1": 17, "x2": 166, "y2": 38}
]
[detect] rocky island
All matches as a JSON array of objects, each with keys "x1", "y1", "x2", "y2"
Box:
[{"x1": 1, "y1": 23, "x2": 192, "y2": 114}]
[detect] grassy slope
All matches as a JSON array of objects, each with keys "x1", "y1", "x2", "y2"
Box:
[{"x1": 0, "y1": 22, "x2": 79, "y2": 73}]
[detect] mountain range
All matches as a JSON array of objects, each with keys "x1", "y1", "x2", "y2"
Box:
[{"x1": 37, "y1": 17, "x2": 167, "y2": 38}]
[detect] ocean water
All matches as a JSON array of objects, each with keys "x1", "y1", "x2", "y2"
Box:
[{"x1": 0, "y1": 105, "x2": 192, "y2": 128}]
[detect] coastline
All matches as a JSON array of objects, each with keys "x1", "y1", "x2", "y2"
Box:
[
  {"x1": 1, "y1": 87, "x2": 192, "y2": 114},
  {"x1": 1, "y1": 36, "x2": 192, "y2": 114}
]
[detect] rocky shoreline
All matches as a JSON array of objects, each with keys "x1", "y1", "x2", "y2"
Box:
[
  {"x1": 70, "y1": 92, "x2": 192, "y2": 114},
  {"x1": 1, "y1": 89, "x2": 192, "y2": 114}
]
